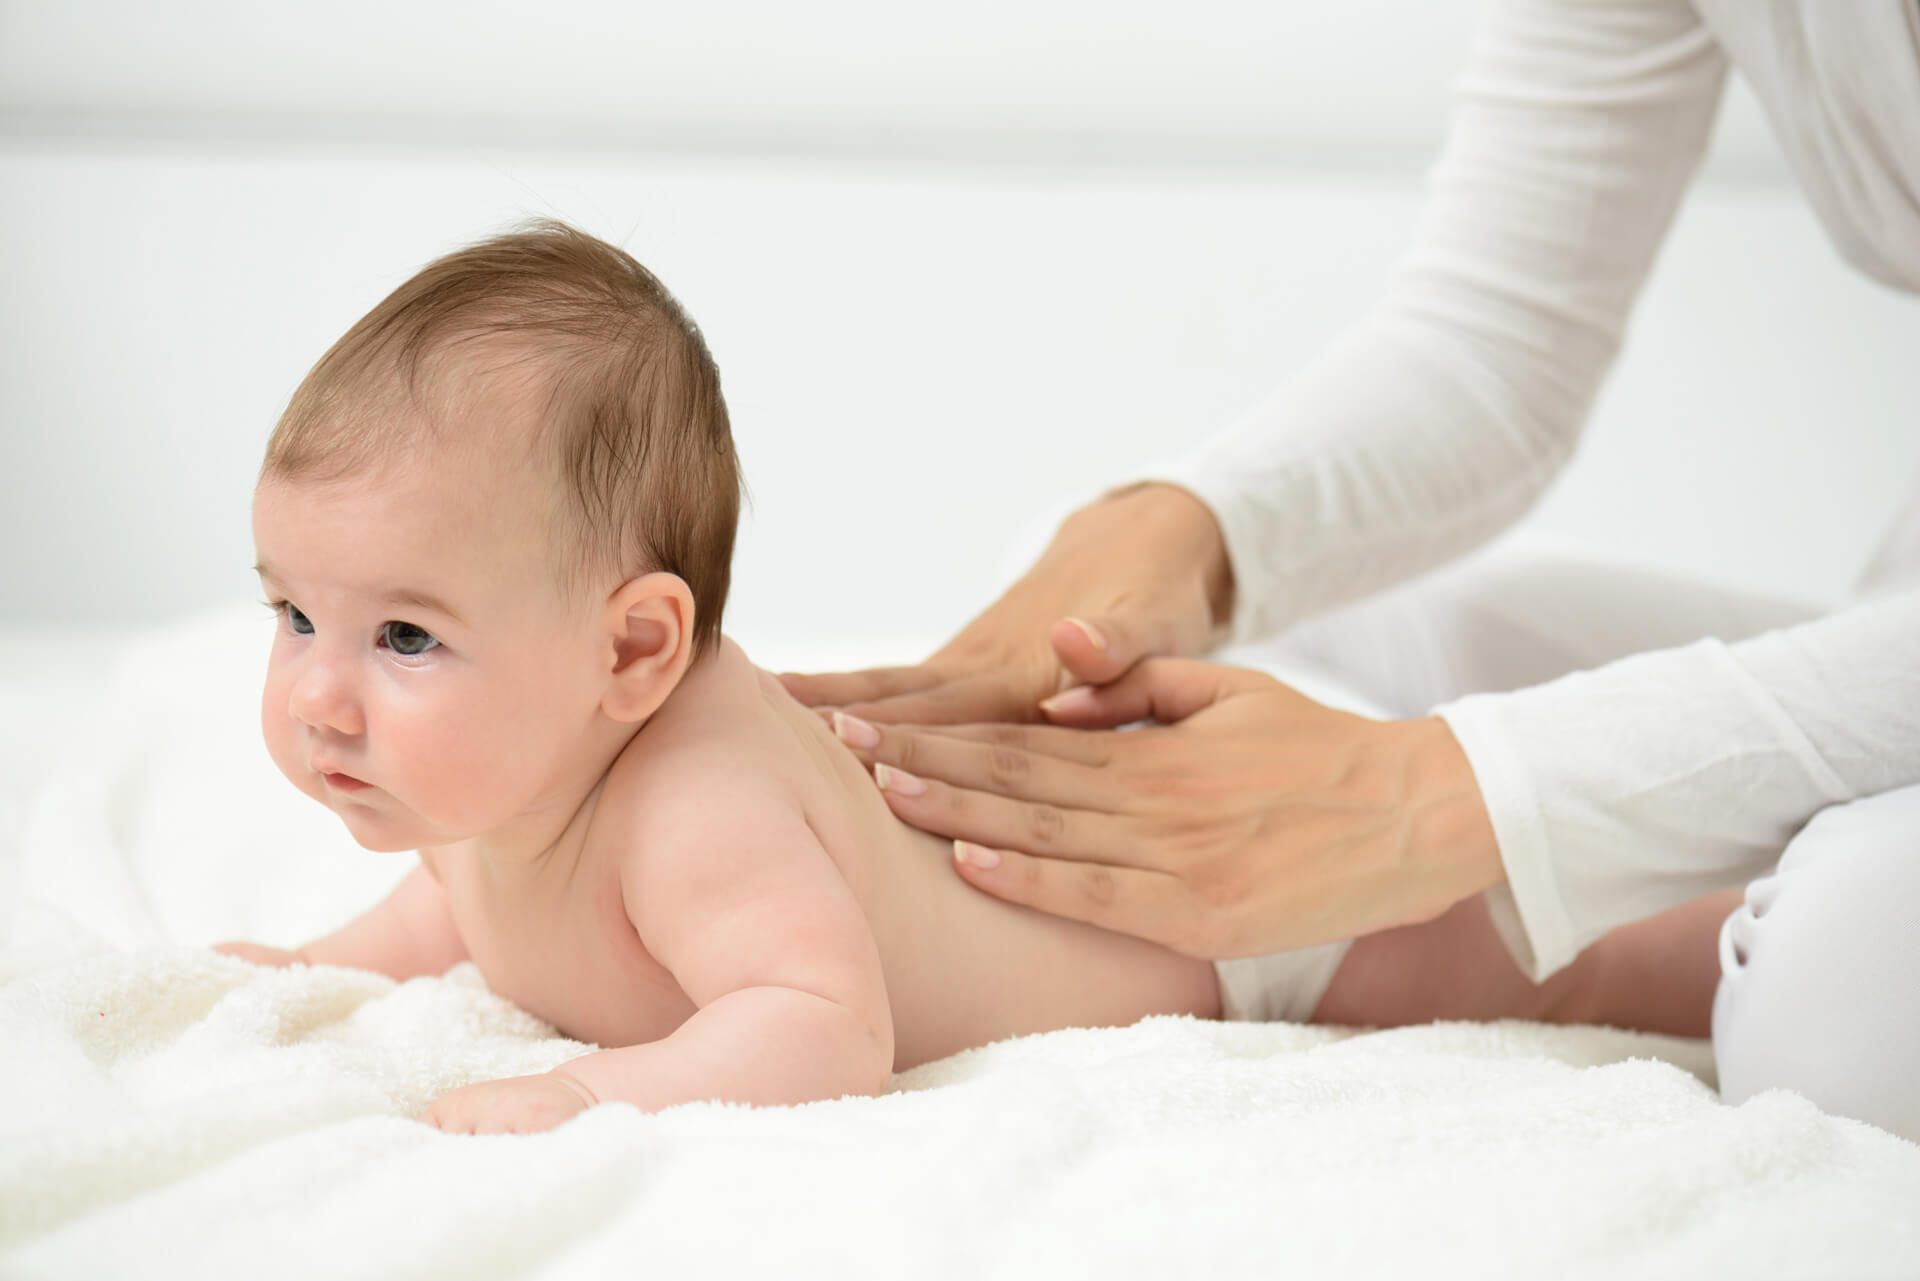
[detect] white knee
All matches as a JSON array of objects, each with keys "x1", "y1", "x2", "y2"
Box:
[{"x1": 1712, "y1": 785, "x2": 1920, "y2": 1142}]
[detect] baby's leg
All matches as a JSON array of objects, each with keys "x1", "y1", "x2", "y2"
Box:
[{"x1": 1312, "y1": 888, "x2": 1741, "y2": 1037}]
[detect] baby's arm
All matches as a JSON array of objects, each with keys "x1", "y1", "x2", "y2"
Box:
[
  {"x1": 214, "y1": 859, "x2": 469, "y2": 982},
  {"x1": 553, "y1": 778, "x2": 893, "y2": 1112}
]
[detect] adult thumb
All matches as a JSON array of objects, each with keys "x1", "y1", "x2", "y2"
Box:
[
  {"x1": 1048, "y1": 610, "x2": 1195, "y2": 689},
  {"x1": 1040, "y1": 657, "x2": 1267, "y2": 728}
]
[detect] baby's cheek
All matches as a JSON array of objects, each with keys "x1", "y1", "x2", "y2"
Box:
[
  {"x1": 386, "y1": 670, "x2": 591, "y2": 836},
  {"x1": 400, "y1": 708, "x2": 531, "y2": 825},
  {"x1": 259, "y1": 679, "x2": 312, "y2": 795}
]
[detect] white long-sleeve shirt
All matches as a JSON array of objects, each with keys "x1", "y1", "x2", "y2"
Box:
[{"x1": 1155, "y1": 0, "x2": 1920, "y2": 980}]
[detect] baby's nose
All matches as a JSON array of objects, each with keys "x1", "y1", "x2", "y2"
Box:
[{"x1": 287, "y1": 661, "x2": 365, "y2": 736}]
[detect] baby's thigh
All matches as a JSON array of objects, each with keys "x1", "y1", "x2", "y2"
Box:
[{"x1": 1310, "y1": 893, "x2": 1583, "y2": 1027}]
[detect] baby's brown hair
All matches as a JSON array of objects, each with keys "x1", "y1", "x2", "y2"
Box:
[{"x1": 263, "y1": 219, "x2": 739, "y2": 657}]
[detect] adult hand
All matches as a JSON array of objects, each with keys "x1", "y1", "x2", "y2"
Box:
[
  {"x1": 779, "y1": 483, "x2": 1234, "y2": 725},
  {"x1": 829, "y1": 658, "x2": 1505, "y2": 958}
]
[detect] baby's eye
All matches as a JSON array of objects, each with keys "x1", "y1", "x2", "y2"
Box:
[
  {"x1": 382, "y1": 621, "x2": 440, "y2": 657},
  {"x1": 285, "y1": 604, "x2": 314, "y2": 635}
]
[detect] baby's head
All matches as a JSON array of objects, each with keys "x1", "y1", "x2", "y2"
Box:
[{"x1": 253, "y1": 220, "x2": 739, "y2": 853}]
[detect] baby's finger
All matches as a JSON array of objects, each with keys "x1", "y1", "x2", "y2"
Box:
[
  {"x1": 947, "y1": 841, "x2": 1200, "y2": 954},
  {"x1": 212, "y1": 941, "x2": 303, "y2": 967}
]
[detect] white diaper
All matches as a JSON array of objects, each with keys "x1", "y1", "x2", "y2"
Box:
[
  {"x1": 1213, "y1": 939, "x2": 1354, "y2": 1024},
  {"x1": 1190, "y1": 646, "x2": 1374, "y2": 1024}
]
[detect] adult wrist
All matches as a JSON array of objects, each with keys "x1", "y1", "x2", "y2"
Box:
[
  {"x1": 1082, "y1": 481, "x2": 1236, "y2": 628},
  {"x1": 1399, "y1": 716, "x2": 1506, "y2": 915}
]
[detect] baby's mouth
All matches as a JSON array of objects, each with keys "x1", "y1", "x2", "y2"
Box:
[{"x1": 321, "y1": 771, "x2": 372, "y2": 793}]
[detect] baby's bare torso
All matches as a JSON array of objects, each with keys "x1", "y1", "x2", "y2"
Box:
[{"x1": 427, "y1": 640, "x2": 1221, "y2": 1069}]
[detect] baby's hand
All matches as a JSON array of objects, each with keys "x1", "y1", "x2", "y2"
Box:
[
  {"x1": 212, "y1": 941, "x2": 308, "y2": 968},
  {"x1": 419, "y1": 1072, "x2": 597, "y2": 1136}
]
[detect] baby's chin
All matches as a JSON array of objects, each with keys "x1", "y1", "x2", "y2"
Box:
[
  {"x1": 300, "y1": 784, "x2": 438, "y2": 853},
  {"x1": 280, "y1": 767, "x2": 486, "y2": 853},
  {"x1": 337, "y1": 823, "x2": 425, "y2": 854}
]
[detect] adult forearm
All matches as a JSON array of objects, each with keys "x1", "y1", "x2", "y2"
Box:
[
  {"x1": 1439, "y1": 588, "x2": 1920, "y2": 980},
  {"x1": 1149, "y1": 0, "x2": 1728, "y2": 642},
  {"x1": 551, "y1": 986, "x2": 893, "y2": 1112}
]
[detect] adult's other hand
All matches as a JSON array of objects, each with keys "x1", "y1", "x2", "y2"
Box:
[
  {"x1": 829, "y1": 658, "x2": 1505, "y2": 958},
  {"x1": 779, "y1": 483, "x2": 1233, "y2": 725}
]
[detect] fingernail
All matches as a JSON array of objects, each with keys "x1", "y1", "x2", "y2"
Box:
[
  {"x1": 1039, "y1": 685, "x2": 1097, "y2": 716},
  {"x1": 1063, "y1": 617, "x2": 1108, "y2": 651},
  {"x1": 953, "y1": 841, "x2": 1001, "y2": 870},
  {"x1": 874, "y1": 763, "x2": 927, "y2": 796},
  {"x1": 831, "y1": 711, "x2": 881, "y2": 749}
]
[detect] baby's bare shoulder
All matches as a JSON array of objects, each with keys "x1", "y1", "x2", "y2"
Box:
[
  {"x1": 594, "y1": 729, "x2": 836, "y2": 939},
  {"x1": 593, "y1": 657, "x2": 809, "y2": 864}
]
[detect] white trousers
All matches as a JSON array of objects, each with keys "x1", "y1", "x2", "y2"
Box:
[{"x1": 1235, "y1": 534, "x2": 1919, "y2": 1141}]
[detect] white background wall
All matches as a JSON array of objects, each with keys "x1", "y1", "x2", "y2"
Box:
[{"x1": 3, "y1": 2, "x2": 1916, "y2": 671}]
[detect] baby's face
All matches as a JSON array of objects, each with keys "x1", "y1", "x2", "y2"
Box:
[{"x1": 253, "y1": 441, "x2": 613, "y2": 853}]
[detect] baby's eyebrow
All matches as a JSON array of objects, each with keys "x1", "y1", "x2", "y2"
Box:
[
  {"x1": 252, "y1": 560, "x2": 467, "y2": 627},
  {"x1": 378, "y1": 586, "x2": 468, "y2": 627}
]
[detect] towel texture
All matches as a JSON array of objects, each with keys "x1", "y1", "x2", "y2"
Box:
[
  {"x1": 4, "y1": 932, "x2": 1919, "y2": 1279},
  {"x1": 2, "y1": 608, "x2": 1917, "y2": 1278}
]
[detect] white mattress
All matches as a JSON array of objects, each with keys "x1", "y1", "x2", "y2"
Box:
[{"x1": 2, "y1": 608, "x2": 1917, "y2": 1278}]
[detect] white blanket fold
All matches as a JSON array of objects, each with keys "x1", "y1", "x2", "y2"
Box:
[
  {"x1": 4, "y1": 934, "x2": 1919, "y2": 1280},
  {"x1": 3, "y1": 611, "x2": 1917, "y2": 1278}
]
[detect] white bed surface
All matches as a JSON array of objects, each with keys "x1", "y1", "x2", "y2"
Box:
[
  {"x1": 1, "y1": 610, "x2": 1917, "y2": 1278},
  {"x1": 11, "y1": 943, "x2": 1916, "y2": 1281}
]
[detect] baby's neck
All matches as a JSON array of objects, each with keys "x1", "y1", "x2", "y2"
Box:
[
  {"x1": 425, "y1": 717, "x2": 646, "y2": 881},
  {"x1": 419, "y1": 645, "x2": 717, "y2": 876}
]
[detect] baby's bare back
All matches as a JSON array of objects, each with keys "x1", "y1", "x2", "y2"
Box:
[
  {"x1": 740, "y1": 656, "x2": 1221, "y2": 1069},
  {"x1": 435, "y1": 640, "x2": 1218, "y2": 1071}
]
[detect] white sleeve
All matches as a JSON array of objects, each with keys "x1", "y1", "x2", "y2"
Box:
[
  {"x1": 1149, "y1": 0, "x2": 1730, "y2": 642},
  {"x1": 1437, "y1": 587, "x2": 1920, "y2": 980}
]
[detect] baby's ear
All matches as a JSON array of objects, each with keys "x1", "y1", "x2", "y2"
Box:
[{"x1": 602, "y1": 572, "x2": 697, "y2": 723}]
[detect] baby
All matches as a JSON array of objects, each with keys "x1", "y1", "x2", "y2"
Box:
[{"x1": 218, "y1": 221, "x2": 1734, "y2": 1134}]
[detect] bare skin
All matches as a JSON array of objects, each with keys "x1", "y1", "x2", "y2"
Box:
[
  {"x1": 223, "y1": 637, "x2": 1224, "y2": 1133},
  {"x1": 417, "y1": 638, "x2": 1226, "y2": 1071},
  {"x1": 221, "y1": 445, "x2": 1212, "y2": 1134},
  {"x1": 224, "y1": 453, "x2": 1728, "y2": 1137},
  {"x1": 782, "y1": 478, "x2": 1738, "y2": 1037},
  {"x1": 780, "y1": 482, "x2": 1234, "y2": 727},
  {"x1": 782, "y1": 482, "x2": 1520, "y2": 958},
  {"x1": 227, "y1": 634, "x2": 1732, "y2": 1136}
]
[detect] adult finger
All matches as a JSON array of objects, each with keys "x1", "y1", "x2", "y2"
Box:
[
  {"x1": 830, "y1": 713, "x2": 1120, "y2": 810},
  {"x1": 854, "y1": 717, "x2": 1124, "y2": 768},
  {"x1": 947, "y1": 841, "x2": 1203, "y2": 956},
  {"x1": 777, "y1": 664, "x2": 939, "y2": 709},
  {"x1": 865, "y1": 762, "x2": 1153, "y2": 868},
  {"x1": 833, "y1": 675, "x2": 1053, "y2": 727},
  {"x1": 1040, "y1": 658, "x2": 1279, "y2": 728},
  {"x1": 1047, "y1": 607, "x2": 1207, "y2": 689}
]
